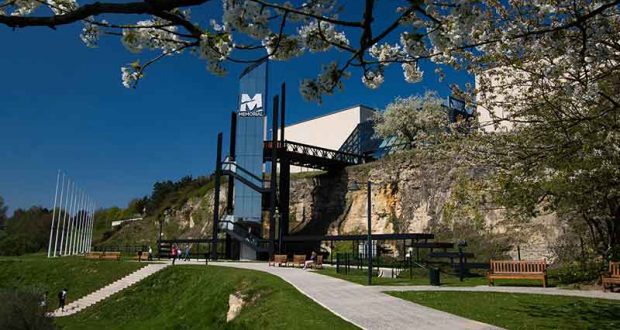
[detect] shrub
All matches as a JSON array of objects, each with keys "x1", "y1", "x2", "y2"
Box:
[{"x1": 0, "y1": 288, "x2": 55, "y2": 330}]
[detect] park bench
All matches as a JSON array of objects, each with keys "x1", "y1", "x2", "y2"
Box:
[
  {"x1": 487, "y1": 259, "x2": 548, "y2": 287},
  {"x1": 602, "y1": 261, "x2": 620, "y2": 292},
  {"x1": 85, "y1": 252, "x2": 103, "y2": 260},
  {"x1": 100, "y1": 252, "x2": 122, "y2": 261},
  {"x1": 289, "y1": 254, "x2": 306, "y2": 268},
  {"x1": 133, "y1": 252, "x2": 149, "y2": 262},
  {"x1": 310, "y1": 255, "x2": 324, "y2": 269},
  {"x1": 269, "y1": 254, "x2": 288, "y2": 267}
]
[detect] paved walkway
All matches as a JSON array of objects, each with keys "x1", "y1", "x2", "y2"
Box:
[
  {"x1": 204, "y1": 261, "x2": 500, "y2": 330},
  {"x1": 52, "y1": 263, "x2": 169, "y2": 317}
]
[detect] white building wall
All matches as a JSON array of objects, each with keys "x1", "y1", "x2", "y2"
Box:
[
  {"x1": 278, "y1": 105, "x2": 375, "y2": 172},
  {"x1": 475, "y1": 67, "x2": 531, "y2": 133}
]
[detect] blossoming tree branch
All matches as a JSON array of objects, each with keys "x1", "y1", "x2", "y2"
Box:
[{"x1": 1, "y1": 0, "x2": 619, "y2": 107}]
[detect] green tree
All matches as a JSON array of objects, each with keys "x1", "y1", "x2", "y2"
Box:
[
  {"x1": 0, "y1": 196, "x2": 7, "y2": 229},
  {"x1": 374, "y1": 92, "x2": 451, "y2": 148}
]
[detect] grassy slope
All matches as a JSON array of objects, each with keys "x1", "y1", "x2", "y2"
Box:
[
  {"x1": 388, "y1": 291, "x2": 620, "y2": 330},
  {"x1": 0, "y1": 254, "x2": 145, "y2": 308},
  {"x1": 56, "y1": 265, "x2": 358, "y2": 330}
]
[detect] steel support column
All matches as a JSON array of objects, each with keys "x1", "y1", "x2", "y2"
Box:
[
  {"x1": 211, "y1": 132, "x2": 223, "y2": 260},
  {"x1": 269, "y1": 95, "x2": 279, "y2": 259}
]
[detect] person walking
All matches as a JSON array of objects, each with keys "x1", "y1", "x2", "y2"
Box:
[
  {"x1": 148, "y1": 246, "x2": 153, "y2": 261},
  {"x1": 177, "y1": 246, "x2": 182, "y2": 261},
  {"x1": 171, "y1": 244, "x2": 177, "y2": 265},
  {"x1": 58, "y1": 288, "x2": 67, "y2": 312},
  {"x1": 184, "y1": 245, "x2": 191, "y2": 261}
]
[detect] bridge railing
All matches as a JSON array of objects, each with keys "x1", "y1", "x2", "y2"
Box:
[{"x1": 265, "y1": 140, "x2": 363, "y2": 165}]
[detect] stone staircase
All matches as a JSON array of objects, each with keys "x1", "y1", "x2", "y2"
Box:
[{"x1": 51, "y1": 263, "x2": 169, "y2": 317}]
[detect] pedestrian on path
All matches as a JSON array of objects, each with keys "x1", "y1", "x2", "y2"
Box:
[
  {"x1": 40, "y1": 291, "x2": 48, "y2": 311},
  {"x1": 171, "y1": 244, "x2": 177, "y2": 265},
  {"x1": 184, "y1": 245, "x2": 191, "y2": 261},
  {"x1": 58, "y1": 288, "x2": 67, "y2": 311},
  {"x1": 148, "y1": 246, "x2": 153, "y2": 261}
]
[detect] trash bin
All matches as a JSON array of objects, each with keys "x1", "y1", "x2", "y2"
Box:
[{"x1": 429, "y1": 268, "x2": 440, "y2": 286}]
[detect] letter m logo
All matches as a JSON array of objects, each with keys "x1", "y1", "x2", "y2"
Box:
[{"x1": 240, "y1": 93, "x2": 263, "y2": 113}]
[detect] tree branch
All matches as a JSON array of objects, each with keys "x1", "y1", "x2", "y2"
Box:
[{"x1": 0, "y1": 0, "x2": 208, "y2": 29}]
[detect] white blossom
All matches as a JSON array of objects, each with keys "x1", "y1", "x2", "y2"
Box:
[
  {"x1": 80, "y1": 19, "x2": 106, "y2": 48},
  {"x1": 362, "y1": 67, "x2": 384, "y2": 89},
  {"x1": 402, "y1": 62, "x2": 423, "y2": 83},
  {"x1": 46, "y1": 0, "x2": 78, "y2": 15},
  {"x1": 121, "y1": 65, "x2": 142, "y2": 88},
  {"x1": 222, "y1": 0, "x2": 271, "y2": 39},
  {"x1": 199, "y1": 33, "x2": 232, "y2": 61},
  {"x1": 121, "y1": 19, "x2": 181, "y2": 54},
  {"x1": 262, "y1": 34, "x2": 303, "y2": 60},
  {"x1": 10, "y1": 0, "x2": 41, "y2": 16},
  {"x1": 369, "y1": 43, "x2": 402, "y2": 62},
  {"x1": 298, "y1": 20, "x2": 349, "y2": 52}
]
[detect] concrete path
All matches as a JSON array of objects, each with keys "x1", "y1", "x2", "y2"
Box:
[
  {"x1": 52, "y1": 263, "x2": 169, "y2": 317},
  {"x1": 374, "y1": 284, "x2": 620, "y2": 301},
  {"x1": 205, "y1": 261, "x2": 500, "y2": 330}
]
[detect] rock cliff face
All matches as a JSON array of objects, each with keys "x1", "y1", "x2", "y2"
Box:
[
  {"x1": 285, "y1": 155, "x2": 561, "y2": 261},
  {"x1": 122, "y1": 153, "x2": 560, "y2": 261}
]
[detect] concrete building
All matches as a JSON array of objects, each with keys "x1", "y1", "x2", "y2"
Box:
[{"x1": 279, "y1": 105, "x2": 376, "y2": 172}]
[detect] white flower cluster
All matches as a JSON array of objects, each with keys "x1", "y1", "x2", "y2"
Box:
[
  {"x1": 298, "y1": 20, "x2": 349, "y2": 52},
  {"x1": 199, "y1": 32, "x2": 233, "y2": 75},
  {"x1": 199, "y1": 33, "x2": 232, "y2": 61},
  {"x1": 121, "y1": 19, "x2": 181, "y2": 54},
  {"x1": 46, "y1": 0, "x2": 78, "y2": 15},
  {"x1": 369, "y1": 43, "x2": 402, "y2": 62},
  {"x1": 222, "y1": 0, "x2": 271, "y2": 39},
  {"x1": 402, "y1": 62, "x2": 423, "y2": 83},
  {"x1": 8, "y1": 0, "x2": 40, "y2": 16},
  {"x1": 262, "y1": 33, "x2": 303, "y2": 60},
  {"x1": 121, "y1": 65, "x2": 142, "y2": 89},
  {"x1": 80, "y1": 19, "x2": 107, "y2": 48},
  {"x1": 299, "y1": 61, "x2": 348, "y2": 102},
  {"x1": 362, "y1": 67, "x2": 384, "y2": 89}
]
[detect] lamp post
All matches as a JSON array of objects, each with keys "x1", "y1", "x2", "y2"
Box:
[
  {"x1": 274, "y1": 208, "x2": 281, "y2": 253},
  {"x1": 349, "y1": 180, "x2": 372, "y2": 285}
]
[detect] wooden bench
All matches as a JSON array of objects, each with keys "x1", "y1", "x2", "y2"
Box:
[
  {"x1": 310, "y1": 255, "x2": 324, "y2": 269},
  {"x1": 602, "y1": 261, "x2": 620, "y2": 292},
  {"x1": 487, "y1": 259, "x2": 548, "y2": 287},
  {"x1": 100, "y1": 252, "x2": 122, "y2": 261},
  {"x1": 269, "y1": 254, "x2": 288, "y2": 267},
  {"x1": 84, "y1": 252, "x2": 103, "y2": 260},
  {"x1": 133, "y1": 252, "x2": 150, "y2": 262},
  {"x1": 289, "y1": 254, "x2": 306, "y2": 268}
]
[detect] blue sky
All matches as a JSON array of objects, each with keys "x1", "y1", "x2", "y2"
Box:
[{"x1": 0, "y1": 6, "x2": 472, "y2": 214}]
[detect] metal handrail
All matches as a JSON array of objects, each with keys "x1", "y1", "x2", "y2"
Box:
[{"x1": 265, "y1": 140, "x2": 364, "y2": 164}]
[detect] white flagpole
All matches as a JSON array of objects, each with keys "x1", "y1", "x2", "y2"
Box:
[
  {"x1": 47, "y1": 170, "x2": 60, "y2": 258},
  {"x1": 67, "y1": 186, "x2": 78, "y2": 255},
  {"x1": 76, "y1": 191, "x2": 84, "y2": 254},
  {"x1": 79, "y1": 191, "x2": 87, "y2": 253},
  {"x1": 53, "y1": 173, "x2": 66, "y2": 257},
  {"x1": 84, "y1": 197, "x2": 91, "y2": 253},
  {"x1": 57, "y1": 178, "x2": 70, "y2": 256},
  {"x1": 59, "y1": 180, "x2": 73, "y2": 256},
  {"x1": 71, "y1": 190, "x2": 82, "y2": 255},
  {"x1": 88, "y1": 202, "x2": 96, "y2": 252}
]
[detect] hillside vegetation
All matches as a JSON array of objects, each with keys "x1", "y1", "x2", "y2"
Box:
[{"x1": 56, "y1": 265, "x2": 357, "y2": 329}]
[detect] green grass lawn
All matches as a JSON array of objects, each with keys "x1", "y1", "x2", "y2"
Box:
[
  {"x1": 0, "y1": 254, "x2": 146, "y2": 309},
  {"x1": 388, "y1": 291, "x2": 620, "y2": 330},
  {"x1": 56, "y1": 265, "x2": 358, "y2": 330},
  {"x1": 315, "y1": 266, "x2": 557, "y2": 287}
]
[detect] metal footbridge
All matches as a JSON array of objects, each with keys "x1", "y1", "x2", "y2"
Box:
[{"x1": 264, "y1": 140, "x2": 363, "y2": 170}]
